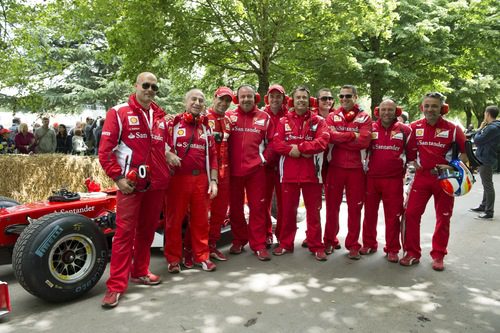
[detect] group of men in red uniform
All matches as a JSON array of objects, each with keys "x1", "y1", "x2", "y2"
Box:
[{"x1": 98, "y1": 72, "x2": 466, "y2": 308}]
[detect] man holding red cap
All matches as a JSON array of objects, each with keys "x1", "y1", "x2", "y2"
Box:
[
  {"x1": 361, "y1": 99, "x2": 411, "y2": 263},
  {"x1": 99, "y1": 72, "x2": 170, "y2": 308},
  {"x1": 226, "y1": 85, "x2": 274, "y2": 261},
  {"x1": 262, "y1": 84, "x2": 288, "y2": 246},
  {"x1": 324, "y1": 85, "x2": 372, "y2": 260}
]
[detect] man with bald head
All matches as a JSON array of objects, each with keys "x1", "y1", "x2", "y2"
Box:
[
  {"x1": 360, "y1": 99, "x2": 411, "y2": 263},
  {"x1": 99, "y1": 72, "x2": 171, "y2": 308}
]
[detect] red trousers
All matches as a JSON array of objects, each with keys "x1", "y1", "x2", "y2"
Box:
[
  {"x1": 107, "y1": 189, "x2": 164, "y2": 293},
  {"x1": 165, "y1": 174, "x2": 210, "y2": 263},
  {"x1": 362, "y1": 177, "x2": 403, "y2": 254},
  {"x1": 230, "y1": 167, "x2": 267, "y2": 252},
  {"x1": 208, "y1": 175, "x2": 230, "y2": 246},
  {"x1": 324, "y1": 166, "x2": 365, "y2": 251},
  {"x1": 280, "y1": 182, "x2": 324, "y2": 252},
  {"x1": 184, "y1": 176, "x2": 229, "y2": 251},
  {"x1": 264, "y1": 166, "x2": 283, "y2": 240},
  {"x1": 403, "y1": 172, "x2": 454, "y2": 260}
]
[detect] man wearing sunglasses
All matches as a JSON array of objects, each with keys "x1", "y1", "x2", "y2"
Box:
[
  {"x1": 99, "y1": 72, "x2": 171, "y2": 308},
  {"x1": 402, "y1": 92, "x2": 466, "y2": 271},
  {"x1": 262, "y1": 84, "x2": 288, "y2": 247},
  {"x1": 315, "y1": 88, "x2": 335, "y2": 119},
  {"x1": 324, "y1": 85, "x2": 372, "y2": 260},
  {"x1": 301, "y1": 88, "x2": 335, "y2": 249}
]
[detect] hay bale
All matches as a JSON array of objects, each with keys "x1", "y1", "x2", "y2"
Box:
[{"x1": 0, "y1": 154, "x2": 115, "y2": 203}]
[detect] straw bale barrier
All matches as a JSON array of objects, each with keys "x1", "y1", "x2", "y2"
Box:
[{"x1": 0, "y1": 154, "x2": 114, "y2": 203}]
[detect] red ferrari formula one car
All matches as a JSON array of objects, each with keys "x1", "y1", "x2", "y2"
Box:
[{"x1": 0, "y1": 187, "x2": 117, "y2": 313}]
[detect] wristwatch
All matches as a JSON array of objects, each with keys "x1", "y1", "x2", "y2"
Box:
[{"x1": 210, "y1": 178, "x2": 218, "y2": 185}]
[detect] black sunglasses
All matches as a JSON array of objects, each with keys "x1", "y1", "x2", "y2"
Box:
[
  {"x1": 319, "y1": 96, "x2": 334, "y2": 101},
  {"x1": 142, "y1": 82, "x2": 159, "y2": 92},
  {"x1": 339, "y1": 94, "x2": 353, "y2": 99}
]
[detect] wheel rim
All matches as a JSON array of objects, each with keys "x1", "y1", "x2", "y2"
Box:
[{"x1": 48, "y1": 233, "x2": 96, "y2": 283}]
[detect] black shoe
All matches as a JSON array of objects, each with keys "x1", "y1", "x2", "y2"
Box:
[
  {"x1": 475, "y1": 213, "x2": 493, "y2": 220},
  {"x1": 469, "y1": 206, "x2": 485, "y2": 212}
]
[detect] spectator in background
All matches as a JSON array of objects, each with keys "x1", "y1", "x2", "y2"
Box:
[
  {"x1": 470, "y1": 105, "x2": 500, "y2": 220},
  {"x1": 85, "y1": 117, "x2": 98, "y2": 155},
  {"x1": 55, "y1": 124, "x2": 72, "y2": 154},
  {"x1": 94, "y1": 118, "x2": 105, "y2": 154},
  {"x1": 72, "y1": 128, "x2": 87, "y2": 155},
  {"x1": 465, "y1": 124, "x2": 476, "y2": 139},
  {"x1": 0, "y1": 128, "x2": 16, "y2": 154},
  {"x1": 69, "y1": 121, "x2": 84, "y2": 137},
  {"x1": 35, "y1": 116, "x2": 57, "y2": 153},
  {"x1": 14, "y1": 123, "x2": 35, "y2": 154},
  {"x1": 9, "y1": 117, "x2": 20, "y2": 140}
]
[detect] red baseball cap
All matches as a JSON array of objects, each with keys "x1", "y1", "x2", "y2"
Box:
[
  {"x1": 0, "y1": 128, "x2": 10, "y2": 135},
  {"x1": 267, "y1": 84, "x2": 285, "y2": 95},
  {"x1": 215, "y1": 87, "x2": 234, "y2": 99}
]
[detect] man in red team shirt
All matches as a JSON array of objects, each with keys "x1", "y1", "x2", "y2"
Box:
[
  {"x1": 164, "y1": 89, "x2": 219, "y2": 273},
  {"x1": 315, "y1": 88, "x2": 335, "y2": 119},
  {"x1": 262, "y1": 84, "x2": 288, "y2": 246},
  {"x1": 99, "y1": 72, "x2": 170, "y2": 308},
  {"x1": 361, "y1": 99, "x2": 411, "y2": 263},
  {"x1": 206, "y1": 87, "x2": 234, "y2": 260},
  {"x1": 401, "y1": 92, "x2": 466, "y2": 271},
  {"x1": 324, "y1": 85, "x2": 372, "y2": 259},
  {"x1": 226, "y1": 85, "x2": 274, "y2": 261},
  {"x1": 302, "y1": 88, "x2": 335, "y2": 248},
  {"x1": 272, "y1": 86, "x2": 330, "y2": 261},
  {"x1": 181, "y1": 87, "x2": 234, "y2": 266}
]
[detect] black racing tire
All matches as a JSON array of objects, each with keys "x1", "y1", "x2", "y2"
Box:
[
  {"x1": 12, "y1": 212, "x2": 108, "y2": 302},
  {"x1": 0, "y1": 196, "x2": 20, "y2": 209}
]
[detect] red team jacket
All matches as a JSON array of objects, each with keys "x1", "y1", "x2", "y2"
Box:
[
  {"x1": 273, "y1": 110, "x2": 330, "y2": 183},
  {"x1": 406, "y1": 117, "x2": 466, "y2": 170},
  {"x1": 366, "y1": 119, "x2": 412, "y2": 178},
  {"x1": 168, "y1": 114, "x2": 218, "y2": 176},
  {"x1": 226, "y1": 105, "x2": 273, "y2": 177},
  {"x1": 326, "y1": 105, "x2": 372, "y2": 169},
  {"x1": 262, "y1": 104, "x2": 288, "y2": 166},
  {"x1": 207, "y1": 108, "x2": 230, "y2": 179},
  {"x1": 99, "y1": 94, "x2": 170, "y2": 191}
]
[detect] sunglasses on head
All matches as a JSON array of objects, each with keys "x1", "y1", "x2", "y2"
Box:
[
  {"x1": 142, "y1": 82, "x2": 159, "y2": 92},
  {"x1": 319, "y1": 96, "x2": 334, "y2": 101},
  {"x1": 339, "y1": 94, "x2": 353, "y2": 99}
]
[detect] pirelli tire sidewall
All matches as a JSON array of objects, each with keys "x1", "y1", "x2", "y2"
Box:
[{"x1": 12, "y1": 212, "x2": 108, "y2": 302}]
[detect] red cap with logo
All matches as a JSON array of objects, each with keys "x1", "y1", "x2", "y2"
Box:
[
  {"x1": 267, "y1": 84, "x2": 285, "y2": 95},
  {"x1": 215, "y1": 87, "x2": 234, "y2": 98}
]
